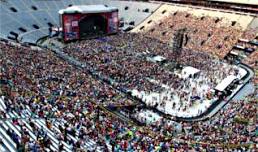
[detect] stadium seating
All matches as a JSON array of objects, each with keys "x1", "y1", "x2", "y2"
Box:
[
  {"x1": 0, "y1": 39, "x2": 256, "y2": 151},
  {"x1": 131, "y1": 3, "x2": 256, "y2": 59},
  {"x1": 0, "y1": 1, "x2": 257, "y2": 151},
  {"x1": 0, "y1": 95, "x2": 107, "y2": 152}
]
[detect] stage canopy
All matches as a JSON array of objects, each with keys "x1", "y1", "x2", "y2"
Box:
[{"x1": 58, "y1": 5, "x2": 118, "y2": 14}]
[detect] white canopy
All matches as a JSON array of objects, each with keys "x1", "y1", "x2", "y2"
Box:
[
  {"x1": 181, "y1": 66, "x2": 200, "y2": 79},
  {"x1": 230, "y1": 51, "x2": 238, "y2": 56},
  {"x1": 58, "y1": 5, "x2": 118, "y2": 14},
  {"x1": 239, "y1": 38, "x2": 249, "y2": 42},
  {"x1": 147, "y1": 55, "x2": 166, "y2": 63},
  {"x1": 153, "y1": 56, "x2": 166, "y2": 62},
  {"x1": 238, "y1": 67, "x2": 247, "y2": 79},
  {"x1": 235, "y1": 45, "x2": 245, "y2": 49},
  {"x1": 215, "y1": 75, "x2": 237, "y2": 92}
]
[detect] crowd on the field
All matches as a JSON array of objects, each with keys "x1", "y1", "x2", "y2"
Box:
[
  {"x1": 62, "y1": 32, "x2": 257, "y2": 149},
  {"x1": 63, "y1": 33, "x2": 245, "y2": 117},
  {"x1": 0, "y1": 28, "x2": 257, "y2": 151}
]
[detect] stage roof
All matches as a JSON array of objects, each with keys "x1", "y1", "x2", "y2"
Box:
[{"x1": 58, "y1": 5, "x2": 118, "y2": 14}]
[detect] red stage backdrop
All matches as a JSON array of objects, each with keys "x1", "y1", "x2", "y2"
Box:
[{"x1": 59, "y1": 5, "x2": 118, "y2": 42}]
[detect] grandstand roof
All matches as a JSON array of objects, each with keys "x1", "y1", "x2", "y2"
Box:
[
  {"x1": 209, "y1": 0, "x2": 258, "y2": 5},
  {"x1": 58, "y1": 5, "x2": 118, "y2": 14}
]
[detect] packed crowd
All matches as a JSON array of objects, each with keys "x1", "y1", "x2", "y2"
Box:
[
  {"x1": 181, "y1": 90, "x2": 257, "y2": 150},
  {"x1": 63, "y1": 32, "x2": 245, "y2": 117},
  {"x1": 0, "y1": 42, "x2": 134, "y2": 108},
  {"x1": 0, "y1": 41, "x2": 213, "y2": 151},
  {"x1": 143, "y1": 11, "x2": 257, "y2": 59},
  {"x1": 236, "y1": 29, "x2": 258, "y2": 65},
  {"x1": 0, "y1": 33, "x2": 256, "y2": 151},
  {"x1": 0, "y1": 42, "x2": 136, "y2": 151},
  {"x1": 243, "y1": 51, "x2": 258, "y2": 69}
]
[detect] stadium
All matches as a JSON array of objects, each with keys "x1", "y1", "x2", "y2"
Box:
[{"x1": 0, "y1": 0, "x2": 257, "y2": 151}]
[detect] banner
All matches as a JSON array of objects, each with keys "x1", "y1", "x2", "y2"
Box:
[{"x1": 63, "y1": 14, "x2": 80, "y2": 41}]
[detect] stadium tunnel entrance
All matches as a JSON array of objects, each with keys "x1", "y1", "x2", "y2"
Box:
[{"x1": 79, "y1": 14, "x2": 107, "y2": 38}]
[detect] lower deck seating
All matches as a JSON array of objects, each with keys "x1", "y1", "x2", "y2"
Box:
[{"x1": 0, "y1": 96, "x2": 106, "y2": 152}]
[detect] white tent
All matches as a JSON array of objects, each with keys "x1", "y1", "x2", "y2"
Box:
[
  {"x1": 215, "y1": 75, "x2": 237, "y2": 92},
  {"x1": 181, "y1": 66, "x2": 200, "y2": 79},
  {"x1": 146, "y1": 55, "x2": 166, "y2": 63}
]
